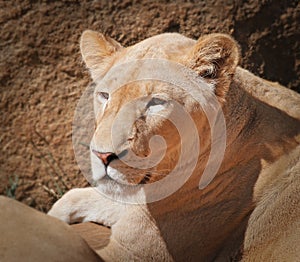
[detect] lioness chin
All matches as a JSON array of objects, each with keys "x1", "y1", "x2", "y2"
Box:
[{"x1": 48, "y1": 31, "x2": 300, "y2": 261}]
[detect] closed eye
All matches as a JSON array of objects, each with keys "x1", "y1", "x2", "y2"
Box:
[
  {"x1": 96, "y1": 91, "x2": 109, "y2": 103},
  {"x1": 146, "y1": 97, "x2": 166, "y2": 108},
  {"x1": 145, "y1": 97, "x2": 167, "y2": 115}
]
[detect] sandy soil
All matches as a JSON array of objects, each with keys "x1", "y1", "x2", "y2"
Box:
[{"x1": 0, "y1": 0, "x2": 299, "y2": 212}]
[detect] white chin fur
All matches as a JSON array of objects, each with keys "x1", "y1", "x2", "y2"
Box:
[
  {"x1": 91, "y1": 152, "x2": 106, "y2": 181},
  {"x1": 107, "y1": 167, "x2": 126, "y2": 183}
]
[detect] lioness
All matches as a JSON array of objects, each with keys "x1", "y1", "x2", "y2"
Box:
[{"x1": 48, "y1": 31, "x2": 300, "y2": 261}]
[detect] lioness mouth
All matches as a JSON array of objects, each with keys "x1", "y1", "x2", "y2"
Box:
[
  {"x1": 104, "y1": 174, "x2": 114, "y2": 181},
  {"x1": 103, "y1": 171, "x2": 152, "y2": 186}
]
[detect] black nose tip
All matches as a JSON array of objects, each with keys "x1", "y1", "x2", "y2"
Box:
[
  {"x1": 92, "y1": 150, "x2": 118, "y2": 166},
  {"x1": 92, "y1": 149, "x2": 128, "y2": 166},
  {"x1": 106, "y1": 153, "x2": 119, "y2": 165}
]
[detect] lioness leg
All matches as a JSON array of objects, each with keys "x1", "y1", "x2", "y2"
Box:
[{"x1": 96, "y1": 207, "x2": 174, "y2": 262}]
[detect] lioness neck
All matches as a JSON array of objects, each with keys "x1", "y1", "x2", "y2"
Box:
[{"x1": 146, "y1": 67, "x2": 300, "y2": 261}]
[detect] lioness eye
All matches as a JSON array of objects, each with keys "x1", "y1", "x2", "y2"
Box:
[
  {"x1": 146, "y1": 97, "x2": 166, "y2": 108},
  {"x1": 96, "y1": 92, "x2": 109, "y2": 102}
]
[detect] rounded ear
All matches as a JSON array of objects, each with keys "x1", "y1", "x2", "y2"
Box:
[
  {"x1": 80, "y1": 30, "x2": 123, "y2": 79},
  {"x1": 186, "y1": 34, "x2": 240, "y2": 99}
]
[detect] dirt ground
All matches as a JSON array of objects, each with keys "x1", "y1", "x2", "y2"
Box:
[{"x1": 0, "y1": 0, "x2": 299, "y2": 212}]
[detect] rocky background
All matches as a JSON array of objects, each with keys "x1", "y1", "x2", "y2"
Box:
[{"x1": 0, "y1": 0, "x2": 299, "y2": 211}]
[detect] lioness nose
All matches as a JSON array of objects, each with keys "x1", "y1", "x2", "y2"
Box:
[{"x1": 92, "y1": 150, "x2": 117, "y2": 165}]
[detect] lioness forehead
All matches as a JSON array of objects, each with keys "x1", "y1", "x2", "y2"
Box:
[{"x1": 123, "y1": 33, "x2": 195, "y2": 61}]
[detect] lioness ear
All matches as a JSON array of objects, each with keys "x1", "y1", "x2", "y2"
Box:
[
  {"x1": 80, "y1": 30, "x2": 123, "y2": 79},
  {"x1": 187, "y1": 34, "x2": 239, "y2": 99}
]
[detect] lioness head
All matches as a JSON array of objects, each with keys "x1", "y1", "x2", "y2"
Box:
[{"x1": 80, "y1": 30, "x2": 239, "y2": 193}]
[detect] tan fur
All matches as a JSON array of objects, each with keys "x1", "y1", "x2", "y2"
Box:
[
  {"x1": 0, "y1": 196, "x2": 102, "y2": 262},
  {"x1": 242, "y1": 147, "x2": 300, "y2": 261},
  {"x1": 49, "y1": 31, "x2": 300, "y2": 261}
]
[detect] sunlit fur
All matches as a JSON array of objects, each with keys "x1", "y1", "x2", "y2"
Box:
[{"x1": 49, "y1": 31, "x2": 300, "y2": 261}]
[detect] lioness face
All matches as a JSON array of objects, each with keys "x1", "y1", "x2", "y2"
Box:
[
  {"x1": 91, "y1": 80, "x2": 183, "y2": 185},
  {"x1": 80, "y1": 31, "x2": 239, "y2": 188}
]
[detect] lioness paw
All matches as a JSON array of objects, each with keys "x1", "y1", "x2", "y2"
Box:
[{"x1": 48, "y1": 187, "x2": 126, "y2": 226}]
